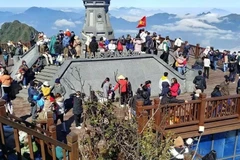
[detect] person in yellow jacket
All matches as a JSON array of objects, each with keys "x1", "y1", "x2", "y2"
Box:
[{"x1": 41, "y1": 81, "x2": 51, "y2": 100}]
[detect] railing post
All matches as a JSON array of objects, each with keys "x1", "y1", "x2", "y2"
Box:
[
  {"x1": 47, "y1": 111, "x2": 54, "y2": 131},
  {"x1": 154, "y1": 98, "x2": 161, "y2": 127},
  {"x1": 139, "y1": 111, "x2": 148, "y2": 134},
  {"x1": 49, "y1": 125, "x2": 57, "y2": 140},
  {"x1": 67, "y1": 132, "x2": 79, "y2": 160},
  {"x1": 0, "y1": 100, "x2": 6, "y2": 117},
  {"x1": 199, "y1": 93, "x2": 207, "y2": 127},
  {"x1": 136, "y1": 100, "x2": 144, "y2": 133},
  {"x1": 237, "y1": 96, "x2": 240, "y2": 119},
  {"x1": 195, "y1": 44, "x2": 200, "y2": 58}
]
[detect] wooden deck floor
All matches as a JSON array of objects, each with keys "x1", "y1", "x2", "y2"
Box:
[{"x1": 7, "y1": 55, "x2": 239, "y2": 141}]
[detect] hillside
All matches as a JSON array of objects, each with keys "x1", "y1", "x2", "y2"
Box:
[{"x1": 0, "y1": 20, "x2": 38, "y2": 43}]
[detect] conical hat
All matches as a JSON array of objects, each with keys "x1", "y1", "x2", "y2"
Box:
[
  {"x1": 117, "y1": 75, "x2": 125, "y2": 80},
  {"x1": 174, "y1": 136, "x2": 184, "y2": 147}
]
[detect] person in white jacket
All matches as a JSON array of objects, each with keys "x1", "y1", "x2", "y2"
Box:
[
  {"x1": 82, "y1": 32, "x2": 93, "y2": 57},
  {"x1": 54, "y1": 93, "x2": 66, "y2": 132},
  {"x1": 108, "y1": 40, "x2": 116, "y2": 52},
  {"x1": 174, "y1": 38, "x2": 183, "y2": 51}
]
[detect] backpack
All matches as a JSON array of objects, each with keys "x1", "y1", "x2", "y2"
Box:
[
  {"x1": 195, "y1": 78, "x2": 203, "y2": 89},
  {"x1": 15, "y1": 47, "x2": 21, "y2": 55}
]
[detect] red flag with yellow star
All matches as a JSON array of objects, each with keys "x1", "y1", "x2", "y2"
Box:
[{"x1": 136, "y1": 16, "x2": 146, "y2": 28}]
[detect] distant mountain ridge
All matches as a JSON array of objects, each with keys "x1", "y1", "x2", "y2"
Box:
[
  {"x1": 0, "y1": 7, "x2": 239, "y2": 49},
  {"x1": 0, "y1": 20, "x2": 38, "y2": 43}
]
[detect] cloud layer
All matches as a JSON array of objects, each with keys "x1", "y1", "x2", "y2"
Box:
[{"x1": 54, "y1": 19, "x2": 76, "y2": 27}]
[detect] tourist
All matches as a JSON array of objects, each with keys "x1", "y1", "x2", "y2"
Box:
[
  {"x1": 236, "y1": 51, "x2": 240, "y2": 75},
  {"x1": 30, "y1": 32, "x2": 36, "y2": 47},
  {"x1": 144, "y1": 80, "x2": 152, "y2": 97},
  {"x1": 174, "y1": 47, "x2": 181, "y2": 59},
  {"x1": 68, "y1": 45, "x2": 77, "y2": 59},
  {"x1": 62, "y1": 33, "x2": 71, "y2": 59},
  {"x1": 117, "y1": 39, "x2": 124, "y2": 56},
  {"x1": 169, "y1": 136, "x2": 189, "y2": 160},
  {"x1": 114, "y1": 75, "x2": 128, "y2": 107},
  {"x1": 15, "y1": 42, "x2": 23, "y2": 56},
  {"x1": 54, "y1": 93, "x2": 66, "y2": 132},
  {"x1": 125, "y1": 77, "x2": 133, "y2": 103},
  {"x1": 212, "y1": 49, "x2": 220, "y2": 71},
  {"x1": 2, "y1": 49, "x2": 9, "y2": 67},
  {"x1": 160, "y1": 36, "x2": 170, "y2": 64},
  {"x1": 193, "y1": 70, "x2": 206, "y2": 92},
  {"x1": 19, "y1": 60, "x2": 29, "y2": 89},
  {"x1": 108, "y1": 40, "x2": 116, "y2": 55},
  {"x1": 101, "y1": 77, "x2": 110, "y2": 102},
  {"x1": 222, "y1": 50, "x2": 229, "y2": 72},
  {"x1": 41, "y1": 81, "x2": 51, "y2": 100},
  {"x1": 220, "y1": 76, "x2": 230, "y2": 96},
  {"x1": 140, "y1": 29, "x2": 147, "y2": 52},
  {"x1": 0, "y1": 70, "x2": 12, "y2": 99},
  {"x1": 54, "y1": 39, "x2": 62, "y2": 57},
  {"x1": 159, "y1": 72, "x2": 170, "y2": 99},
  {"x1": 191, "y1": 89, "x2": 202, "y2": 100},
  {"x1": 7, "y1": 41, "x2": 15, "y2": 59},
  {"x1": 203, "y1": 55, "x2": 210, "y2": 79},
  {"x1": 99, "y1": 37, "x2": 106, "y2": 54},
  {"x1": 126, "y1": 39, "x2": 134, "y2": 55},
  {"x1": 228, "y1": 55, "x2": 237, "y2": 83},
  {"x1": 133, "y1": 38, "x2": 142, "y2": 54},
  {"x1": 33, "y1": 57, "x2": 44, "y2": 74},
  {"x1": 211, "y1": 85, "x2": 222, "y2": 97},
  {"x1": 170, "y1": 78, "x2": 181, "y2": 98},
  {"x1": 161, "y1": 91, "x2": 187, "y2": 105},
  {"x1": 176, "y1": 54, "x2": 186, "y2": 75},
  {"x1": 89, "y1": 36, "x2": 98, "y2": 58},
  {"x1": 53, "y1": 78, "x2": 66, "y2": 96},
  {"x1": 72, "y1": 91, "x2": 83, "y2": 129},
  {"x1": 145, "y1": 32, "x2": 153, "y2": 54},
  {"x1": 27, "y1": 81, "x2": 39, "y2": 120},
  {"x1": 82, "y1": 31, "x2": 92, "y2": 58},
  {"x1": 73, "y1": 36, "x2": 81, "y2": 58},
  {"x1": 42, "y1": 46, "x2": 53, "y2": 66},
  {"x1": 174, "y1": 38, "x2": 183, "y2": 51},
  {"x1": 236, "y1": 76, "x2": 240, "y2": 94},
  {"x1": 108, "y1": 84, "x2": 115, "y2": 102},
  {"x1": 183, "y1": 41, "x2": 191, "y2": 60}
]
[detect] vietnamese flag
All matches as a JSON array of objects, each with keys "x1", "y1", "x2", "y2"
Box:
[{"x1": 136, "y1": 16, "x2": 146, "y2": 28}]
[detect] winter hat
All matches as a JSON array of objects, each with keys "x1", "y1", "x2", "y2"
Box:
[
  {"x1": 43, "y1": 81, "x2": 50, "y2": 87},
  {"x1": 30, "y1": 81, "x2": 35, "y2": 87},
  {"x1": 174, "y1": 136, "x2": 184, "y2": 147},
  {"x1": 117, "y1": 75, "x2": 125, "y2": 80},
  {"x1": 195, "y1": 89, "x2": 202, "y2": 97},
  {"x1": 55, "y1": 78, "x2": 60, "y2": 84}
]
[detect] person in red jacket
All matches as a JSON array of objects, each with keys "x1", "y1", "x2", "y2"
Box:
[
  {"x1": 114, "y1": 75, "x2": 128, "y2": 107},
  {"x1": 170, "y1": 78, "x2": 180, "y2": 98}
]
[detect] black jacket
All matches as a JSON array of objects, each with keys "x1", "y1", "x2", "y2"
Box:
[
  {"x1": 89, "y1": 41, "x2": 98, "y2": 52},
  {"x1": 54, "y1": 42, "x2": 62, "y2": 54},
  {"x1": 193, "y1": 75, "x2": 206, "y2": 90},
  {"x1": 72, "y1": 96, "x2": 83, "y2": 115},
  {"x1": 161, "y1": 96, "x2": 185, "y2": 105}
]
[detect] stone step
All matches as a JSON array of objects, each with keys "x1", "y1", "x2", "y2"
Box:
[
  {"x1": 41, "y1": 68, "x2": 57, "y2": 74},
  {"x1": 37, "y1": 72, "x2": 54, "y2": 78},
  {"x1": 35, "y1": 75, "x2": 53, "y2": 82},
  {"x1": 44, "y1": 65, "x2": 59, "y2": 71}
]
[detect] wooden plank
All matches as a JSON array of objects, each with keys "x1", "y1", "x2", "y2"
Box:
[
  {"x1": 28, "y1": 135, "x2": 34, "y2": 160},
  {"x1": 0, "y1": 122, "x2": 6, "y2": 159},
  {"x1": 40, "y1": 140, "x2": 46, "y2": 160},
  {"x1": 62, "y1": 149, "x2": 67, "y2": 160},
  {"x1": 52, "y1": 144, "x2": 57, "y2": 160},
  {"x1": 204, "y1": 119, "x2": 240, "y2": 129},
  {"x1": 13, "y1": 129, "x2": 22, "y2": 160},
  {"x1": 205, "y1": 114, "x2": 238, "y2": 123},
  {"x1": 0, "y1": 116, "x2": 71, "y2": 150},
  {"x1": 165, "y1": 120, "x2": 199, "y2": 129}
]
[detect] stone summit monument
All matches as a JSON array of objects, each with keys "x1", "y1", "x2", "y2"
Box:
[{"x1": 82, "y1": 0, "x2": 114, "y2": 40}]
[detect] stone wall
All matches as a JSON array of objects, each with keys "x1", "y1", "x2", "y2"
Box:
[{"x1": 54, "y1": 55, "x2": 189, "y2": 98}]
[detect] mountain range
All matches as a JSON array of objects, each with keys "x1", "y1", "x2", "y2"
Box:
[{"x1": 0, "y1": 7, "x2": 240, "y2": 49}]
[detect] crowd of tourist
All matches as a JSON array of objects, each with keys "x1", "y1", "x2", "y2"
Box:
[{"x1": 1, "y1": 28, "x2": 240, "y2": 159}]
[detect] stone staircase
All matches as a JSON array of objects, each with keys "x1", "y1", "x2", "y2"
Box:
[{"x1": 17, "y1": 65, "x2": 59, "y2": 100}]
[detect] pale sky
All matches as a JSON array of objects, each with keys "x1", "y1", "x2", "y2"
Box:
[{"x1": 1, "y1": 0, "x2": 240, "y2": 8}]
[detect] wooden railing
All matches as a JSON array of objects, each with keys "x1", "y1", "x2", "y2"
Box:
[
  {"x1": 137, "y1": 94, "x2": 240, "y2": 136},
  {"x1": 0, "y1": 100, "x2": 80, "y2": 159}
]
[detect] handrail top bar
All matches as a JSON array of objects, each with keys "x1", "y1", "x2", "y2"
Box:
[
  {"x1": 0, "y1": 116, "x2": 72, "y2": 151},
  {"x1": 206, "y1": 94, "x2": 240, "y2": 101},
  {"x1": 8, "y1": 114, "x2": 52, "y2": 135}
]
